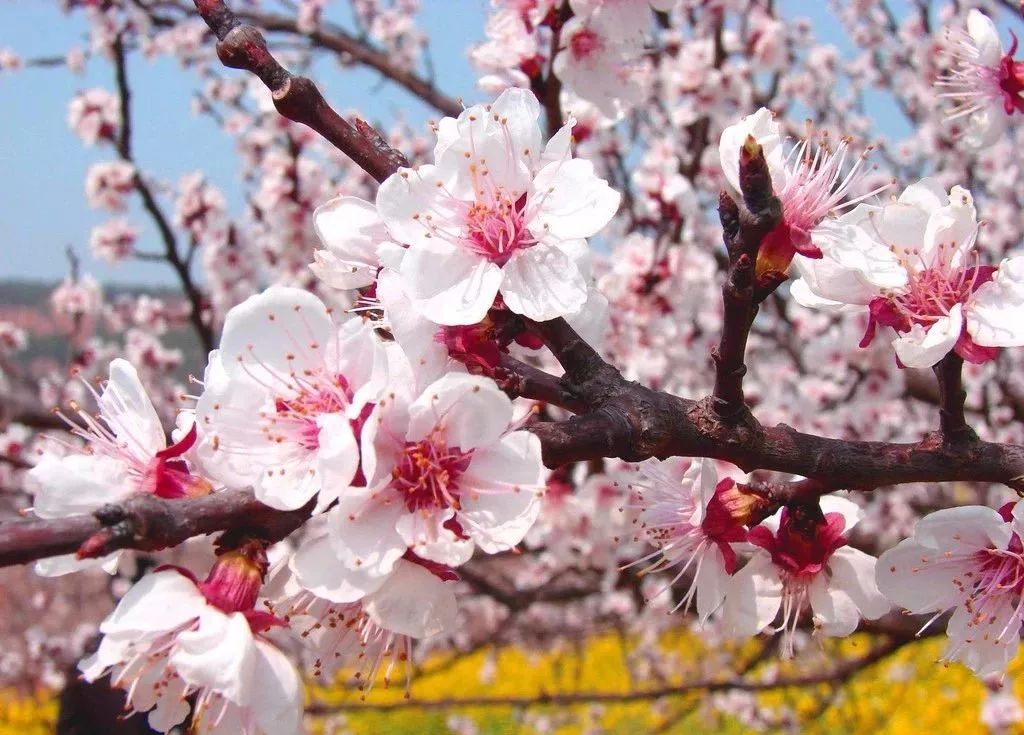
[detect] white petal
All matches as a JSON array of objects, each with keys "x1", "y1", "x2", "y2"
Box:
[
  {"x1": 721, "y1": 552, "x2": 783, "y2": 638},
  {"x1": 967, "y1": 10, "x2": 1003, "y2": 67},
  {"x1": 254, "y1": 451, "x2": 322, "y2": 511},
  {"x1": 892, "y1": 307, "x2": 962, "y2": 368},
  {"x1": 251, "y1": 640, "x2": 304, "y2": 735},
  {"x1": 809, "y1": 573, "x2": 860, "y2": 637},
  {"x1": 311, "y1": 195, "x2": 386, "y2": 290},
  {"x1": 400, "y1": 239, "x2": 503, "y2": 326},
  {"x1": 913, "y1": 504, "x2": 1011, "y2": 551},
  {"x1": 458, "y1": 486, "x2": 541, "y2": 555},
  {"x1": 364, "y1": 559, "x2": 458, "y2": 638},
  {"x1": 100, "y1": 358, "x2": 165, "y2": 457},
  {"x1": 499, "y1": 243, "x2": 588, "y2": 321},
  {"x1": 30, "y1": 453, "x2": 136, "y2": 519},
  {"x1": 897, "y1": 177, "x2": 948, "y2": 214},
  {"x1": 531, "y1": 158, "x2": 620, "y2": 240},
  {"x1": 694, "y1": 547, "x2": 730, "y2": 624},
  {"x1": 35, "y1": 551, "x2": 120, "y2": 578},
  {"x1": 290, "y1": 534, "x2": 389, "y2": 603},
  {"x1": 377, "y1": 164, "x2": 462, "y2": 249},
  {"x1": 945, "y1": 598, "x2": 1020, "y2": 676},
  {"x1": 395, "y1": 509, "x2": 475, "y2": 566},
  {"x1": 170, "y1": 610, "x2": 255, "y2": 705},
  {"x1": 407, "y1": 373, "x2": 513, "y2": 450},
  {"x1": 819, "y1": 495, "x2": 863, "y2": 533},
  {"x1": 968, "y1": 256, "x2": 1024, "y2": 347},
  {"x1": 219, "y1": 286, "x2": 334, "y2": 378},
  {"x1": 101, "y1": 570, "x2": 206, "y2": 635},
  {"x1": 828, "y1": 546, "x2": 890, "y2": 620},
  {"x1": 876, "y1": 539, "x2": 971, "y2": 614},
  {"x1": 311, "y1": 412, "x2": 360, "y2": 511},
  {"x1": 325, "y1": 491, "x2": 407, "y2": 577}
]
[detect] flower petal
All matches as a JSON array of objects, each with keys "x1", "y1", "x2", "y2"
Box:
[
  {"x1": 499, "y1": 243, "x2": 588, "y2": 321},
  {"x1": 364, "y1": 559, "x2": 458, "y2": 638}
]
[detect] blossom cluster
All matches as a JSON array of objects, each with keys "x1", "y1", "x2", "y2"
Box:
[{"x1": 5, "y1": 1, "x2": 1024, "y2": 732}]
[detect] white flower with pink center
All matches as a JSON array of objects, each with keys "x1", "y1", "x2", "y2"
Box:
[
  {"x1": 377, "y1": 87, "x2": 620, "y2": 326},
  {"x1": 553, "y1": 15, "x2": 647, "y2": 119},
  {"x1": 876, "y1": 503, "x2": 1024, "y2": 677},
  {"x1": 29, "y1": 359, "x2": 211, "y2": 577},
  {"x1": 791, "y1": 178, "x2": 1024, "y2": 368},
  {"x1": 81, "y1": 565, "x2": 302, "y2": 735},
  {"x1": 629, "y1": 458, "x2": 748, "y2": 623},
  {"x1": 195, "y1": 287, "x2": 389, "y2": 511},
  {"x1": 719, "y1": 108, "x2": 885, "y2": 276},
  {"x1": 295, "y1": 373, "x2": 544, "y2": 589},
  {"x1": 721, "y1": 496, "x2": 889, "y2": 655},
  {"x1": 936, "y1": 10, "x2": 1024, "y2": 149}
]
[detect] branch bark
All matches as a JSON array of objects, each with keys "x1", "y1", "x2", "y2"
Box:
[{"x1": 193, "y1": 0, "x2": 409, "y2": 183}]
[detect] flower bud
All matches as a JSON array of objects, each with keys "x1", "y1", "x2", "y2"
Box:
[{"x1": 199, "y1": 538, "x2": 269, "y2": 613}]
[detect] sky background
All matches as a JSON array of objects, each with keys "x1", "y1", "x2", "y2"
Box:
[{"x1": 0, "y1": 0, "x2": 996, "y2": 287}]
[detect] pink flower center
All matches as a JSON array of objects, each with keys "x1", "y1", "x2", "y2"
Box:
[
  {"x1": 271, "y1": 376, "x2": 351, "y2": 450},
  {"x1": 391, "y1": 435, "x2": 472, "y2": 511},
  {"x1": 889, "y1": 260, "x2": 992, "y2": 326},
  {"x1": 461, "y1": 193, "x2": 534, "y2": 265},
  {"x1": 569, "y1": 27, "x2": 603, "y2": 62}
]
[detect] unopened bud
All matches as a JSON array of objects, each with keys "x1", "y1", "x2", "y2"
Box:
[{"x1": 199, "y1": 538, "x2": 269, "y2": 614}]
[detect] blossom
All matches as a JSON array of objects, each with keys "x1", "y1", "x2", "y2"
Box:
[
  {"x1": 719, "y1": 108, "x2": 884, "y2": 280},
  {"x1": 81, "y1": 553, "x2": 302, "y2": 734},
  {"x1": 876, "y1": 503, "x2": 1024, "y2": 677},
  {"x1": 67, "y1": 88, "x2": 119, "y2": 146},
  {"x1": 195, "y1": 286, "x2": 388, "y2": 511},
  {"x1": 629, "y1": 458, "x2": 754, "y2": 622},
  {"x1": 791, "y1": 178, "x2": 1024, "y2": 368},
  {"x1": 936, "y1": 10, "x2": 1024, "y2": 149},
  {"x1": 309, "y1": 195, "x2": 396, "y2": 291},
  {"x1": 29, "y1": 359, "x2": 211, "y2": 576},
  {"x1": 721, "y1": 496, "x2": 889, "y2": 654},
  {"x1": 294, "y1": 372, "x2": 544, "y2": 597},
  {"x1": 84, "y1": 161, "x2": 136, "y2": 211},
  {"x1": 273, "y1": 545, "x2": 457, "y2": 689},
  {"x1": 552, "y1": 15, "x2": 647, "y2": 119},
  {"x1": 89, "y1": 218, "x2": 138, "y2": 263},
  {"x1": 376, "y1": 87, "x2": 620, "y2": 325}
]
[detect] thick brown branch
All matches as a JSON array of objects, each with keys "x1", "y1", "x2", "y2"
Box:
[
  {"x1": 0, "y1": 489, "x2": 309, "y2": 569},
  {"x1": 529, "y1": 383, "x2": 1024, "y2": 492},
  {"x1": 193, "y1": 0, "x2": 408, "y2": 183}
]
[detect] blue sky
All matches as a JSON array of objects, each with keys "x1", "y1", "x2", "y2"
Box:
[{"x1": 0, "y1": 0, "x2": 1000, "y2": 286}]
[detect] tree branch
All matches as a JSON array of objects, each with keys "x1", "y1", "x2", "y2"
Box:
[
  {"x1": 0, "y1": 489, "x2": 310, "y2": 569},
  {"x1": 932, "y1": 352, "x2": 973, "y2": 444},
  {"x1": 193, "y1": 0, "x2": 409, "y2": 183}
]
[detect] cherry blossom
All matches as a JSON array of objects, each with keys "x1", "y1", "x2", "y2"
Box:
[
  {"x1": 876, "y1": 503, "x2": 1024, "y2": 677},
  {"x1": 81, "y1": 552, "x2": 302, "y2": 734},
  {"x1": 936, "y1": 10, "x2": 1024, "y2": 149},
  {"x1": 305, "y1": 372, "x2": 544, "y2": 579},
  {"x1": 84, "y1": 161, "x2": 136, "y2": 211},
  {"x1": 195, "y1": 286, "x2": 388, "y2": 511},
  {"x1": 274, "y1": 542, "x2": 457, "y2": 688},
  {"x1": 376, "y1": 87, "x2": 620, "y2": 325},
  {"x1": 792, "y1": 178, "x2": 1024, "y2": 368},
  {"x1": 89, "y1": 218, "x2": 138, "y2": 263},
  {"x1": 29, "y1": 359, "x2": 211, "y2": 576},
  {"x1": 67, "y1": 88, "x2": 119, "y2": 146},
  {"x1": 629, "y1": 457, "x2": 752, "y2": 622},
  {"x1": 721, "y1": 496, "x2": 890, "y2": 654}
]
